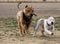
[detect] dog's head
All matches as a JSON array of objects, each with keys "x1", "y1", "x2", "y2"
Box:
[
  {"x1": 24, "y1": 5, "x2": 37, "y2": 17},
  {"x1": 47, "y1": 16, "x2": 55, "y2": 25}
]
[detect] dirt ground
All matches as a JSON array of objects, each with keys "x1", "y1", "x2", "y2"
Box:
[
  {"x1": 0, "y1": 3, "x2": 60, "y2": 44},
  {"x1": 0, "y1": 27, "x2": 60, "y2": 44}
]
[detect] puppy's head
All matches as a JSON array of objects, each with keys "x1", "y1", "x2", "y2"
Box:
[
  {"x1": 24, "y1": 5, "x2": 36, "y2": 16},
  {"x1": 47, "y1": 16, "x2": 55, "y2": 25}
]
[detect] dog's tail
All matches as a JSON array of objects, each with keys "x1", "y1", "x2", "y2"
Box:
[{"x1": 17, "y1": 2, "x2": 21, "y2": 10}]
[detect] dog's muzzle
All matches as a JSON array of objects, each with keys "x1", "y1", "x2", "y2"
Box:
[{"x1": 51, "y1": 22, "x2": 54, "y2": 25}]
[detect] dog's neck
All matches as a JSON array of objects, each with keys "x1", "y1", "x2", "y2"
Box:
[{"x1": 22, "y1": 12, "x2": 31, "y2": 28}]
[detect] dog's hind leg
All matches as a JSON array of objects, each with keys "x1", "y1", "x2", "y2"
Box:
[
  {"x1": 17, "y1": 15, "x2": 20, "y2": 29},
  {"x1": 33, "y1": 19, "x2": 41, "y2": 37},
  {"x1": 25, "y1": 29, "x2": 29, "y2": 35},
  {"x1": 23, "y1": 26, "x2": 30, "y2": 35}
]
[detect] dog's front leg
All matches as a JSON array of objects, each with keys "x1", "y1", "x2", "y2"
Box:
[
  {"x1": 18, "y1": 23, "x2": 24, "y2": 36},
  {"x1": 24, "y1": 26, "x2": 30, "y2": 35},
  {"x1": 50, "y1": 25, "x2": 55, "y2": 35},
  {"x1": 20, "y1": 24, "x2": 26, "y2": 36},
  {"x1": 44, "y1": 21, "x2": 52, "y2": 35}
]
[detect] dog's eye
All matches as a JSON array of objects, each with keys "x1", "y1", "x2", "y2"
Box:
[{"x1": 50, "y1": 19, "x2": 53, "y2": 21}]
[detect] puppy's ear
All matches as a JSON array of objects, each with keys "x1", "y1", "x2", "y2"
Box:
[{"x1": 25, "y1": 5, "x2": 28, "y2": 8}]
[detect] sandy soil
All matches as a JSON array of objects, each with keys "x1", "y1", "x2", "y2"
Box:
[{"x1": 0, "y1": 28, "x2": 60, "y2": 44}]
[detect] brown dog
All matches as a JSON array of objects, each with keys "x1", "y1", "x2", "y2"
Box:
[{"x1": 16, "y1": 5, "x2": 37, "y2": 36}]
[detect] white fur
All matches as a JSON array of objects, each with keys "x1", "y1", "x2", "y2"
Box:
[{"x1": 33, "y1": 16, "x2": 55, "y2": 37}]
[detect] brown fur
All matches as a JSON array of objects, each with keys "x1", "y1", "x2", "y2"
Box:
[{"x1": 16, "y1": 5, "x2": 36, "y2": 36}]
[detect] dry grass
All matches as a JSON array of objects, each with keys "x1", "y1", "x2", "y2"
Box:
[{"x1": 0, "y1": 17, "x2": 60, "y2": 44}]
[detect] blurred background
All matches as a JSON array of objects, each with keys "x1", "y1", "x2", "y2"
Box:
[{"x1": 0, "y1": 0, "x2": 60, "y2": 17}]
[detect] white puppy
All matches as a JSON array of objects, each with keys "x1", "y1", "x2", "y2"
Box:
[{"x1": 33, "y1": 16, "x2": 55, "y2": 37}]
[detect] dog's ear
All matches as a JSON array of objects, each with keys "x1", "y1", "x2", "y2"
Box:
[{"x1": 25, "y1": 5, "x2": 28, "y2": 8}]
